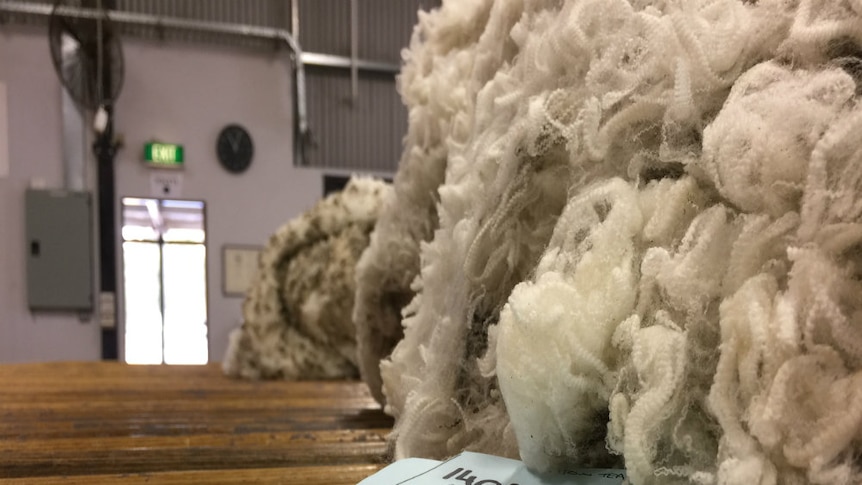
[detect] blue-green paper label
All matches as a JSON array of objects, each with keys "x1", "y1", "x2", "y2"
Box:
[{"x1": 358, "y1": 452, "x2": 627, "y2": 485}]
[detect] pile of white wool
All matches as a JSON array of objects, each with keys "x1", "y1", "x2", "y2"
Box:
[{"x1": 357, "y1": 0, "x2": 862, "y2": 483}]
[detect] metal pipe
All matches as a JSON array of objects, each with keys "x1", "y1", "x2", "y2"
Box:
[
  {"x1": 291, "y1": 0, "x2": 299, "y2": 40},
  {"x1": 0, "y1": 0, "x2": 400, "y2": 165},
  {"x1": 2, "y1": 2, "x2": 288, "y2": 45},
  {"x1": 0, "y1": 2, "x2": 399, "y2": 72},
  {"x1": 61, "y1": 89, "x2": 86, "y2": 191},
  {"x1": 1, "y1": 1, "x2": 311, "y2": 154},
  {"x1": 300, "y1": 52, "x2": 399, "y2": 74},
  {"x1": 0, "y1": 0, "x2": 402, "y2": 164},
  {"x1": 290, "y1": 33, "x2": 309, "y2": 143},
  {"x1": 350, "y1": 0, "x2": 358, "y2": 102}
]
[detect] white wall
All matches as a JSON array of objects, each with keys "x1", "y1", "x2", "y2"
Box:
[
  {"x1": 0, "y1": 27, "x2": 324, "y2": 363},
  {"x1": 0, "y1": 27, "x2": 101, "y2": 362}
]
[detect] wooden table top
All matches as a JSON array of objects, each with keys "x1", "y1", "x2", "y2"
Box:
[{"x1": 0, "y1": 362, "x2": 394, "y2": 484}]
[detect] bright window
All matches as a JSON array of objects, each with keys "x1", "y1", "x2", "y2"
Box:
[{"x1": 121, "y1": 198, "x2": 208, "y2": 365}]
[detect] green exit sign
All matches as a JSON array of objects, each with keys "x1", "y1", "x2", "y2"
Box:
[{"x1": 144, "y1": 142, "x2": 184, "y2": 168}]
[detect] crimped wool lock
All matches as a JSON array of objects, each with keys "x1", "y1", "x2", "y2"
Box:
[{"x1": 353, "y1": 0, "x2": 862, "y2": 483}]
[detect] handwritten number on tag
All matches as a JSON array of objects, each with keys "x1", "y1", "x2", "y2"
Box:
[
  {"x1": 441, "y1": 468, "x2": 518, "y2": 485},
  {"x1": 443, "y1": 468, "x2": 465, "y2": 480},
  {"x1": 442, "y1": 468, "x2": 476, "y2": 485}
]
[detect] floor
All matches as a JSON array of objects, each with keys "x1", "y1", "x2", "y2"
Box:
[{"x1": 0, "y1": 362, "x2": 393, "y2": 484}]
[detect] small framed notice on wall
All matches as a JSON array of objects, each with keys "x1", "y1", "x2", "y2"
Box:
[{"x1": 222, "y1": 245, "x2": 262, "y2": 297}]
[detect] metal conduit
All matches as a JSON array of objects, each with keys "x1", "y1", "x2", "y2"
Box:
[{"x1": 0, "y1": 0, "x2": 403, "y2": 164}]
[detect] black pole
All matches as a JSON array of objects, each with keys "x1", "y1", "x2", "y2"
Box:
[
  {"x1": 94, "y1": 105, "x2": 118, "y2": 360},
  {"x1": 92, "y1": 0, "x2": 120, "y2": 360},
  {"x1": 158, "y1": 231, "x2": 165, "y2": 364}
]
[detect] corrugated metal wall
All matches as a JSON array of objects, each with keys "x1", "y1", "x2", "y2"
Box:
[
  {"x1": 297, "y1": 0, "x2": 439, "y2": 172},
  {"x1": 115, "y1": 0, "x2": 290, "y2": 50},
  {"x1": 1, "y1": 0, "x2": 442, "y2": 173},
  {"x1": 297, "y1": 0, "x2": 434, "y2": 63},
  {"x1": 304, "y1": 69, "x2": 408, "y2": 174},
  {"x1": 360, "y1": 0, "x2": 439, "y2": 63},
  {"x1": 1, "y1": 0, "x2": 288, "y2": 33},
  {"x1": 117, "y1": 0, "x2": 285, "y2": 27},
  {"x1": 2, "y1": 0, "x2": 292, "y2": 50}
]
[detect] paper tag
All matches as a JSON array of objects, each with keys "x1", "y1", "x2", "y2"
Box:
[
  {"x1": 150, "y1": 171, "x2": 183, "y2": 198},
  {"x1": 358, "y1": 452, "x2": 627, "y2": 485}
]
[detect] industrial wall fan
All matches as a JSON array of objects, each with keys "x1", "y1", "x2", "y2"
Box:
[{"x1": 48, "y1": 0, "x2": 124, "y2": 115}]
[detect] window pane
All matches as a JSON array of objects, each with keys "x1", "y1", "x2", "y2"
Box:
[
  {"x1": 122, "y1": 225, "x2": 159, "y2": 242},
  {"x1": 123, "y1": 242, "x2": 163, "y2": 365},
  {"x1": 162, "y1": 228, "x2": 205, "y2": 243},
  {"x1": 162, "y1": 243, "x2": 208, "y2": 365}
]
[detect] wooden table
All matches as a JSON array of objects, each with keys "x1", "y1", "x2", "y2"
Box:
[{"x1": 0, "y1": 362, "x2": 394, "y2": 484}]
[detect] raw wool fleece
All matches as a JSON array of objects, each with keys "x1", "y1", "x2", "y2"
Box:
[
  {"x1": 369, "y1": 0, "x2": 862, "y2": 483},
  {"x1": 222, "y1": 177, "x2": 390, "y2": 380},
  {"x1": 352, "y1": 0, "x2": 514, "y2": 403}
]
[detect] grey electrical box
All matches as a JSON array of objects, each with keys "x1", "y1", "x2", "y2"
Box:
[{"x1": 25, "y1": 189, "x2": 94, "y2": 311}]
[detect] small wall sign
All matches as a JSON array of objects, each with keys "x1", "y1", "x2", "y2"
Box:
[
  {"x1": 223, "y1": 245, "x2": 262, "y2": 297},
  {"x1": 149, "y1": 171, "x2": 184, "y2": 198}
]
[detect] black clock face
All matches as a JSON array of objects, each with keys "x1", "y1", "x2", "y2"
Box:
[{"x1": 216, "y1": 124, "x2": 254, "y2": 174}]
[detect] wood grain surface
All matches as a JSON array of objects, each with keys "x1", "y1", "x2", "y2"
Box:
[{"x1": 0, "y1": 362, "x2": 393, "y2": 484}]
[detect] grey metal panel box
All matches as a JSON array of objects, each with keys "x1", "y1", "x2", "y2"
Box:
[{"x1": 25, "y1": 189, "x2": 94, "y2": 311}]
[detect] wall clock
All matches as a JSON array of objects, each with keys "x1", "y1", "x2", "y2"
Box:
[{"x1": 216, "y1": 124, "x2": 254, "y2": 174}]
